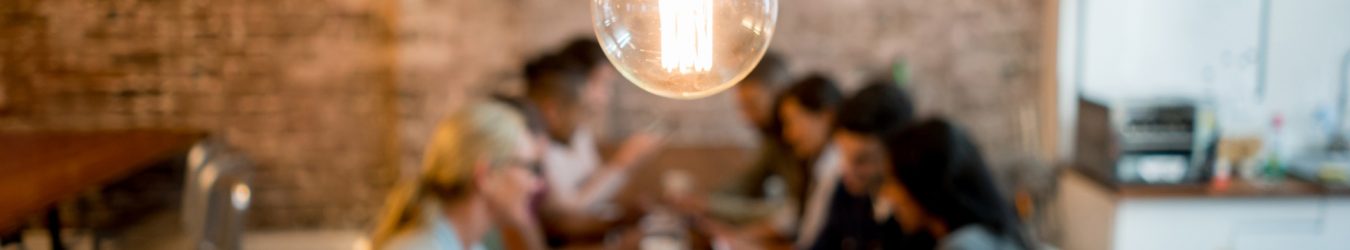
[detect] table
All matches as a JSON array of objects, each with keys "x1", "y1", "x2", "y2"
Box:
[
  {"x1": 577, "y1": 146, "x2": 792, "y2": 250},
  {"x1": 555, "y1": 204, "x2": 796, "y2": 250},
  {"x1": 0, "y1": 130, "x2": 202, "y2": 248}
]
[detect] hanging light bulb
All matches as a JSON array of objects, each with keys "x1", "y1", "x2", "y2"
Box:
[{"x1": 592, "y1": 0, "x2": 778, "y2": 99}]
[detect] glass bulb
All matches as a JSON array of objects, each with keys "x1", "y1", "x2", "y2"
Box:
[{"x1": 592, "y1": 0, "x2": 778, "y2": 99}]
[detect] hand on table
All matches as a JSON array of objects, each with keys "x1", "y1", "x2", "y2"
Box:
[
  {"x1": 664, "y1": 193, "x2": 709, "y2": 217},
  {"x1": 694, "y1": 216, "x2": 791, "y2": 250}
]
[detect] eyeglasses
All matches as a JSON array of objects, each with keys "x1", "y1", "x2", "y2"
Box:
[{"x1": 494, "y1": 157, "x2": 544, "y2": 176}]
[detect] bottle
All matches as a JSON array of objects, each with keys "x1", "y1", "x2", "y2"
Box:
[
  {"x1": 1263, "y1": 114, "x2": 1285, "y2": 182},
  {"x1": 1212, "y1": 158, "x2": 1232, "y2": 190}
]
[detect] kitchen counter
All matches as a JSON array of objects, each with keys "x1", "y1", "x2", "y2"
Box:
[
  {"x1": 1059, "y1": 167, "x2": 1350, "y2": 250},
  {"x1": 1069, "y1": 167, "x2": 1350, "y2": 199}
]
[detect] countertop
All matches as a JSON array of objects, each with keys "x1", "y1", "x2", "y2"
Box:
[{"x1": 1066, "y1": 166, "x2": 1350, "y2": 199}]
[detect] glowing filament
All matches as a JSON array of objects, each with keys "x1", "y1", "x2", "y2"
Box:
[{"x1": 659, "y1": 0, "x2": 714, "y2": 74}]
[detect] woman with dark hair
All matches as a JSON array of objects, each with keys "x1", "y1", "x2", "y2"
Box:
[
  {"x1": 670, "y1": 52, "x2": 797, "y2": 232},
  {"x1": 775, "y1": 74, "x2": 844, "y2": 160},
  {"x1": 769, "y1": 74, "x2": 846, "y2": 248},
  {"x1": 866, "y1": 119, "x2": 1031, "y2": 250}
]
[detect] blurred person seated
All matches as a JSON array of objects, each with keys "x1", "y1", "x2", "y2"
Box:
[
  {"x1": 688, "y1": 75, "x2": 846, "y2": 247},
  {"x1": 557, "y1": 38, "x2": 620, "y2": 135},
  {"x1": 813, "y1": 79, "x2": 924, "y2": 250},
  {"x1": 668, "y1": 52, "x2": 796, "y2": 227},
  {"x1": 485, "y1": 94, "x2": 554, "y2": 250},
  {"x1": 491, "y1": 93, "x2": 553, "y2": 210},
  {"x1": 370, "y1": 101, "x2": 547, "y2": 250},
  {"x1": 523, "y1": 47, "x2": 665, "y2": 242},
  {"x1": 841, "y1": 119, "x2": 1031, "y2": 250},
  {"x1": 772, "y1": 75, "x2": 849, "y2": 248},
  {"x1": 490, "y1": 94, "x2": 551, "y2": 177}
]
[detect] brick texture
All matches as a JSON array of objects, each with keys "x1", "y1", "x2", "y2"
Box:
[
  {"x1": 0, "y1": 0, "x2": 1049, "y2": 229},
  {"x1": 0, "y1": 0, "x2": 402, "y2": 229},
  {"x1": 514, "y1": 0, "x2": 1050, "y2": 163}
]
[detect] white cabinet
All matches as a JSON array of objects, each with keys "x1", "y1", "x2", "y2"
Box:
[
  {"x1": 1322, "y1": 198, "x2": 1350, "y2": 248},
  {"x1": 1058, "y1": 172, "x2": 1350, "y2": 250},
  {"x1": 1115, "y1": 198, "x2": 1324, "y2": 250}
]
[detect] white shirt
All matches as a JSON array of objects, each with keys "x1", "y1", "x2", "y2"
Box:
[
  {"x1": 795, "y1": 144, "x2": 842, "y2": 248},
  {"x1": 542, "y1": 128, "x2": 627, "y2": 214}
]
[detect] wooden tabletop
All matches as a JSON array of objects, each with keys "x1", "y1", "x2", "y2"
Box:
[
  {"x1": 1066, "y1": 167, "x2": 1348, "y2": 199},
  {"x1": 0, "y1": 130, "x2": 202, "y2": 232}
]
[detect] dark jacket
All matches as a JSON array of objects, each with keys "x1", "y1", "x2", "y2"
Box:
[
  {"x1": 705, "y1": 137, "x2": 805, "y2": 226},
  {"x1": 810, "y1": 183, "x2": 937, "y2": 250}
]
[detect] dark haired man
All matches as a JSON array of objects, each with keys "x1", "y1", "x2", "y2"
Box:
[
  {"x1": 524, "y1": 49, "x2": 665, "y2": 244},
  {"x1": 812, "y1": 77, "x2": 934, "y2": 249}
]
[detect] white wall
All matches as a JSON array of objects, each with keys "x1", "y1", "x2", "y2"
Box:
[
  {"x1": 1264, "y1": 0, "x2": 1350, "y2": 152},
  {"x1": 1078, "y1": 0, "x2": 1262, "y2": 102},
  {"x1": 1056, "y1": 0, "x2": 1080, "y2": 159},
  {"x1": 1060, "y1": 0, "x2": 1350, "y2": 155}
]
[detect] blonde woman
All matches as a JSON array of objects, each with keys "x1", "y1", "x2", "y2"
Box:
[{"x1": 371, "y1": 101, "x2": 546, "y2": 250}]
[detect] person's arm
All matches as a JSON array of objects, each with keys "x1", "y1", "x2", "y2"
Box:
[
  {"x1": 603, "y1": 131, "x2": 664, "y2": 172},
  {"x1": 569, "y1": 131, "x2": 663, "y2": 210},
  {"x1": 694, "y1": 211, "x2": 789, "y2": 242},
  {"x1": 715, "y1": 150, "x2": 774, "y2": 198},
  {"x1": 569, "y1": 166, "x2": 628, "y2": 211},
  {"x1": 494, "y1": 216, "x2": 548, "y2": 250},
  {"x1": 701, "y1": 141, "x2": 792, "y2": 225},
  {"x1": 534, "y1": 192, "x2": 619, "y2": 241}
]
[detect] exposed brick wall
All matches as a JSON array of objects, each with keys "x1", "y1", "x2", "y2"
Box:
[
  {"x1": 0, "y1": 0, "x2": 402, "y2": 229},
  {"x1": 394, "y1": 0, "x2": 522, "y2": 179},
  {"x1": 0, "y1": 0, "x2": 1049, "y2": 229},
  {"x1": 768, "y1": 0, "x2": 1049, "y2": 164},
  {"x1": 519, "y1": 0, "x2": 1050, "y2": 164}
]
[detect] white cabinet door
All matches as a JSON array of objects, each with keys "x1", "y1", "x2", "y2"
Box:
[
  {"x1": 1232, "y1": 197, "x2": 1350, "y2": 250},
  {"x1": 1115, "y1": 198, "x2": 1323, "y2": 250},
  {"x1": 1322, "y1": 198, "x2": 1350, "y2": 248}
]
